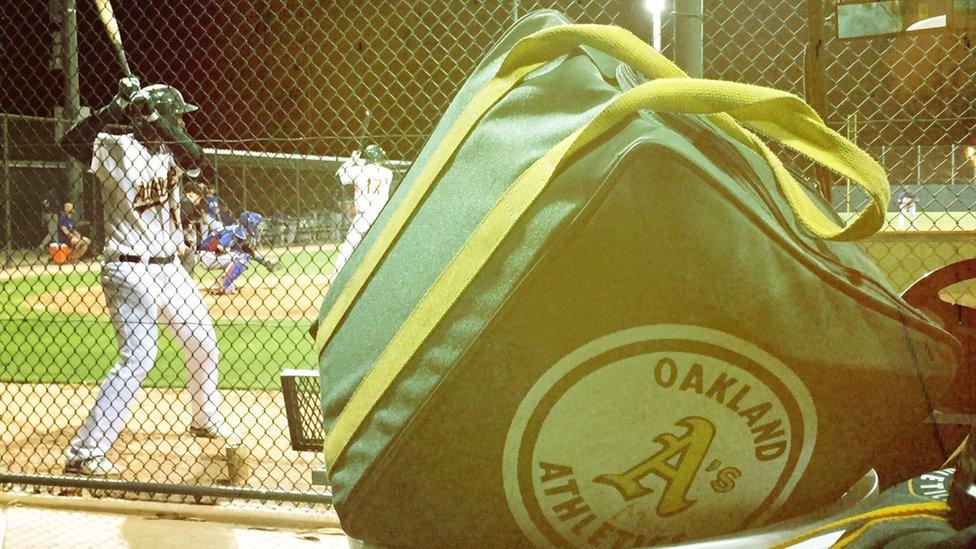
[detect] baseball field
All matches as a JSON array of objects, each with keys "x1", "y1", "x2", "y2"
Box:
[
  {"x1": 856, "y1": 212, "x2": 976, "y2": 291},
  {"x1": 0, "y1": 244, "x2": 339, "y2": 495},
  {"x1": 2, "y1": 219, "x2": 976, "y2": 496},
  {"x1": 0, "y1": 244, "x2": 336, "y2": 389}
]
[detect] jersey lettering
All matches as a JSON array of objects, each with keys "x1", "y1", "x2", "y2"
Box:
[{"x1": 134, "y1": 166, "x2": 179, "y2": 211}]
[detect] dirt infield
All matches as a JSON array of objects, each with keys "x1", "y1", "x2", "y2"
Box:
[
  {"x1": 0, "y1": 256, "x2": 100, "y2": 282},
  {"x1": 25, "y1": 274, "x2": 330, "y2": 321},
  {"x1": 0, "y1": 382, "x2": 325, "y2": 496}
]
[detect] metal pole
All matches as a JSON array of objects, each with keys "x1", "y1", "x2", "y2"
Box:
[
  {"x1": 62, "y1": 0, "x2": 83, "y2": 216},
  {"x1": 952, "y1": 144, "x2": 956, "y2": 185},
  {"x1": 881, "y1": 145, "x2": 888, "y2": 217},
  {"x1": 511, "y1": 0, "x2": 519, "y2": 23},
  {"x1": 3, "y1": 115, "x2": 11, "y2": 268},
  {"x1": 804, "y1": 0, "x2": 831, "y2": 201},
  {"x1": 243, "y1": 164, "x2": 249, "y2": 213},
  {"x1": 673, "y1": 0, "x2": 703, "y2": 77},
  {"x1": 917, "y1": 144, "x2": 922, "y2": 185},
  {"x1": 652, "y1": 7, "x2": 663, "y2": 51},
  {"x1": 846, "y1": 115, "x2": 857, "y2": 213},
  {"x1": 0, "y1": 473, "x2": 333, "y2": 505}
]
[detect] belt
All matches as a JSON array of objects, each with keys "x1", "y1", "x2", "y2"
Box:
[{"x1": 117, "y1": 254, "x2": 174, "y2": 265}]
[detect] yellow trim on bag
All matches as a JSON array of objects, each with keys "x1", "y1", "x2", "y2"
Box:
[
  {"x1": 323, "y1": 75, "x2": 889, "y2": 468},
  {"x1": 314, "y1": 24, "x2": 693, "y2": 359},
  {"x1": 944, "y1": 435, "x2": 968, "y2": 467},
  {"x1": 319, "y1": 23, "x2": 890, "y2": 470},
  {"x1": 772, "y1": 502, "x2": 947, "y2": 549},
  {"x1": 832, "y1": 513, "x2": 949, "y2": 549},
  {"x1": 312, "y1": 62, "x2": 545, "y2": 356}
]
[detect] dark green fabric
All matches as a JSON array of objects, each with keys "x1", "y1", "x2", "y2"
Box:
[
  {"x1": 315, "y1": 10, "x2": 959, "y2": 547},
  {"x1": 809, "y1": 468, "x2": 976, "y2": 548},
  {"x1": 318, "y1": 9, "x2": 616, "y2": 493}
]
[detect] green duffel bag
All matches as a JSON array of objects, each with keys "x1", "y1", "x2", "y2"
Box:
[{"x1": 312, "y1": 10, "x2": 959, "y2": 547}]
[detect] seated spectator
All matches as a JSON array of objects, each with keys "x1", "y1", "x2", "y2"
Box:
[{"x1": 57, "y1": 202, "x2": 90, "y2": 261}]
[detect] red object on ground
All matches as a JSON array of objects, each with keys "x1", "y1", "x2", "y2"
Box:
[{"x1": 48, "y1": 243, "x2": 70, "y2": 264}]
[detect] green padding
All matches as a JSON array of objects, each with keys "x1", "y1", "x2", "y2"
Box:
[{"x1": 778, "y1": 469, "x2": 976, "y2": 548}]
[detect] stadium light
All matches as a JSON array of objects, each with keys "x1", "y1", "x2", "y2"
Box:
[
  {"x1": 645, "y1": 0, "x2": 666, "y2": 12},
  {"x1": 644, "y1": 0, "x2": 667, "y2": 51}
]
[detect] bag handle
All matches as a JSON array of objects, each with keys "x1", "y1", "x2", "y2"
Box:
[
  {"x1": 498, "y1": 24, "x2": 888, "y2": 240},
  {"x1": 312, "y1": 24, "x2": 695, "y2": 358},
  {"x1": 313, "y1": 23, "x2": 888, "y2": 360},
  {"x1": 322, "y1": 74, "x2": 888, "y2": 469}
]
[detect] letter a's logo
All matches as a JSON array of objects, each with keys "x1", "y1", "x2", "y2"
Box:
[{"x1": 594, "y1": 416, "x2": 715, "y2": 517}]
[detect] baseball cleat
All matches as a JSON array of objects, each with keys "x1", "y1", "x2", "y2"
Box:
[
  {"x1": 208, "y1": 284, "x2": 237, "y2": 296},
  {"x1": 63, "y1": 456, "x2": 121, "y2": 478},
  {"x1": 189, "y1": 423, "x2": 241, "y2": 443}
]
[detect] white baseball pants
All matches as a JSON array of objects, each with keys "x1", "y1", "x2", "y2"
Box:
[
  {"x1": 67, "y1": 260, "x2": 223, "y2": 461},
  {"x1": 332, "y1": 206, "x2": 383, "y2": 278}
]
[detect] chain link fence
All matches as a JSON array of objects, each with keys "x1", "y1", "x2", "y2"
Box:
[
  {"x1": 706, "y1": 0, "x2": 976, "y2": 290},
  {"x1": 1, "y1": 0, "x2": 973, "y2": 507}
]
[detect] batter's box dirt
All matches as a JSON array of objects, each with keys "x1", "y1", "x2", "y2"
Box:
[{"x1": 0, "y1": 382, "x2": 327, "y2": 501}]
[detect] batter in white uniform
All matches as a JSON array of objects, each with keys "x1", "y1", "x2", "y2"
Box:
[
  {"x1": 59, "y1": 79, "x2": 235, "y2": 477},
  {"x1": 332, "y1": 144, "x2": 394, "y2": 278}
]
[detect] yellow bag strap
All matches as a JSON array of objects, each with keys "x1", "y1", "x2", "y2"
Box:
[
  {"x1": 314, "y1": 23, "x2": 888, "y2": 358},
  {"x1": 314, "y1": 24, "x2": 701, "y2": 357},
  {"x1": 323, "y1": 74, "x2": 889, "y2": 468}
]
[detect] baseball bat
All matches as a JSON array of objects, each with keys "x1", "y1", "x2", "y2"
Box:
[
  {"x1": 356, "y1": 108, "x2": 372, "y2": 152},
  {"x1": 92, "y1": 0, "x2": 132, "y2": 77}
]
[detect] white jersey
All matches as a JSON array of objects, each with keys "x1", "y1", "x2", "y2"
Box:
[
  {"x1": 91, "y1": 133, "x2": 183, "y2": 258},
  {"x1": 332, "y1": 156, "x2": 395, "y2": 279},
  {"x1": 337, "y1": 159, "x2": 393, "y2": 215}
]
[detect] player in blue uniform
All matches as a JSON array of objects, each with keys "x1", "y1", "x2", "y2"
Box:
[
  {"x1": 198, "y1": 211, "x2": 277, "y2": 295},
  {"x1": 200, "y1": 184, "x2": 225, "y2": 238}
]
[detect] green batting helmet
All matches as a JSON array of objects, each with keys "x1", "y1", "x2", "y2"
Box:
[
  {"x1": 363, "y1": 144, "x2": 388, "y2": 164},
  {"x1": 135, "y1": 84, "x2": 199, "y2": 121}
]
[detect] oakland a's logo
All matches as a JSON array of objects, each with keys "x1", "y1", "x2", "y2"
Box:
[
  {"x1": 134, "y1": 166, "x2": 179, "y2": 211},
  {"x1": 502, "y1": 325, "x2": 817, "y2": 547}
]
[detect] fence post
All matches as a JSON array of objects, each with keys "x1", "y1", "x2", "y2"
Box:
[
  {"x1": 61, "y1": 0, "x2": 83, "y2": 216},
  {"x1": 3, "y1": 114, "x2": 11, "y2": 267},
  {"x1": 917, "y1": 144, "x2": 922, "y2": 186},
  {"x1": 804, "y1": 0, "x2": 832, "y2": 201},
  {"x1": 511, "y1": 0, "x2": 519, "y2": 23},
  {"x1": 673, "y1": 0, "x2": 703, "y2": 77},
  {"x1": 951, "y1": 144, "x2": 956, "y2": 185},
  {"x1": 294, "y1": 163, "x2": 300, "y2": 220}
]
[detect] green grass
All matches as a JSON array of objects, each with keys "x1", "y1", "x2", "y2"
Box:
[
  {"x1": 0, "y1": 246, "x2": 336, "y2": 390},
  {"x1": 188, "y1": 245, "x2": 340, "y2": 279},
  {"x1": 5, "y1": 225, "x2": 975, "y2": 390}
]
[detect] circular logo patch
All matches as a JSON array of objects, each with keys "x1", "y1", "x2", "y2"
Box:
[{"x1": 503, "y1": 325, "x2": 817, "y2": 547}]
